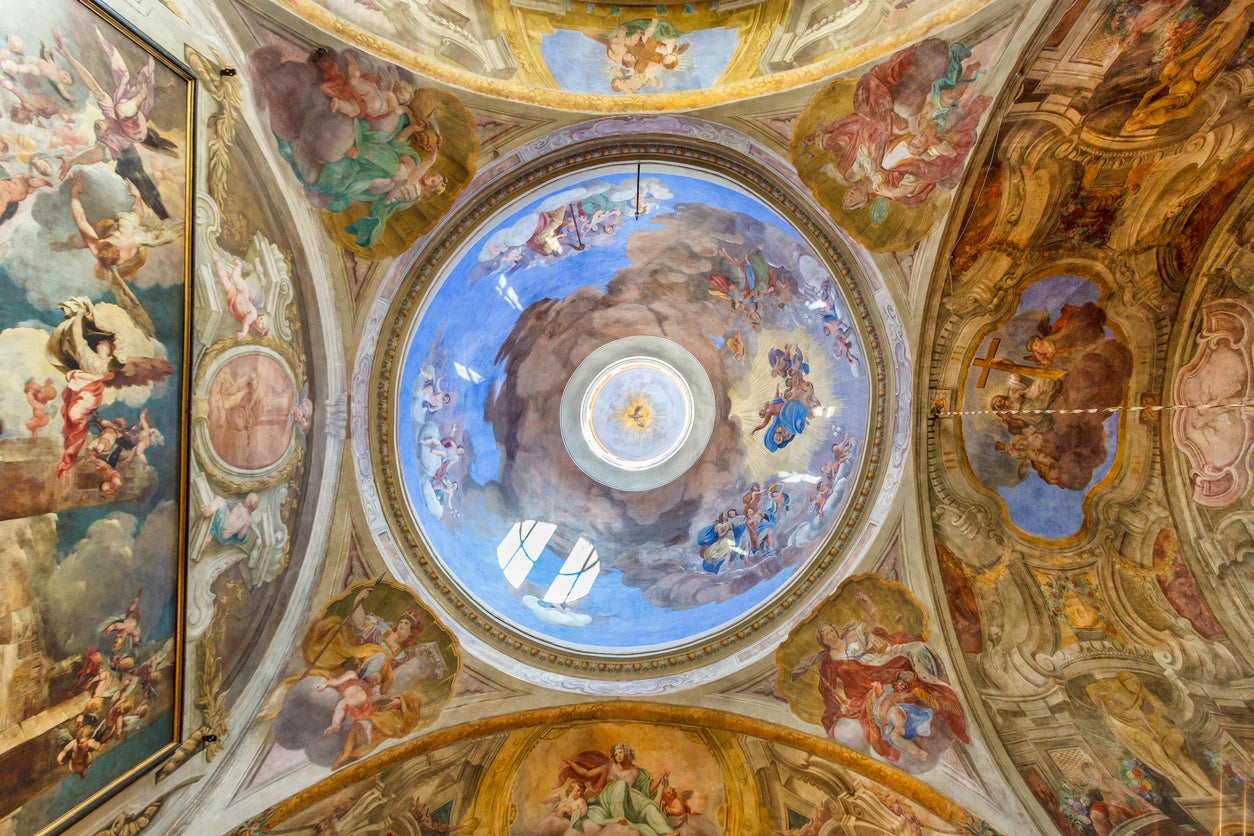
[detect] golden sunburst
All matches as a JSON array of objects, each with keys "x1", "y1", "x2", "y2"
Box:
[
  {"x1": 728, "y1": 328, "x2": 843, "y2": 482},
  {"x1": 610, "y1": 389, "x2": 664, "y2": 440}
]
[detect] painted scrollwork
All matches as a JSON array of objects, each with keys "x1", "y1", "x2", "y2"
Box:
[
  {"x1": 1172, "y1": 298, "x2": 1254, "y2": 509},
  {"x1": 921, "y1": 2, "x2": 1254, "y2": 832}
]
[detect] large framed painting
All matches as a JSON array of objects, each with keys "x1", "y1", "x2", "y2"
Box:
[{"x1": 0, "y1": 0, "x2": 192, "y2": 832}]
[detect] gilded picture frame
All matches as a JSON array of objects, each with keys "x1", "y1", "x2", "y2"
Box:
[{"x1": 0, "y1": 0, "x2": 193, "y2": 831}]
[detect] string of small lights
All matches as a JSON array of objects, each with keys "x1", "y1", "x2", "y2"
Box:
[{"x1": 927, "y1": 400, "x2": 1254, "y2": 420}]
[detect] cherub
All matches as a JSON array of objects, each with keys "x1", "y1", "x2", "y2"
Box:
[
  {"x1": 817, "y1": 313, "x2": 857, "y2": 368},
  {"x1": 0, "y1": 76, "x2": 61, "y2": 124},
  {"x1": 609, "y1": 60, "x2": 669, "y2": 95},
  {"x1": 418, "y1": 364, "x2": 450, "y2": 414},
  {"x1": 582, "y1": 203, "x2": 622, "y2": 236},
  {"x1": 0, "y1": 36, "x2": 75, "y2": 100},
  {"x1": 597, "y1": 19, "x2": 688, "y2": 94},
  {"x1": 768, "y1": 343, "x2": 807, "y2": 379},
  {"x1": 209, "y1": 249, "x2": 270, "y2": 338},
  {"x1": 738, "y1": 299, "x2": 763, "y2": 329},
  {"x1": 315, "y1": 669, "x2": 383, "y2": 737},
  {"x1": 313, "y1": 49, "x2": 414, "y2": 133},
  {"x1": 88, "y1": 414, "x2": 137, "y2": 469},
  {"x1": 994, "y1": 429, "x2": 1048, "y2": 480},
  {"x1": 660, "y1": 786, "x2": 698, "y2": 828},
  {"x1": 870, "y1": 673, "x2": 933, "y2": 762},
  {"x1": 101, "y1": 683, "x2": 148, "y2": 743},
  {"x1": 103, "y1": 590, "x2": 142, "y2": 652},
  {"x1": 88, "y1": 450, "x2": 123, "y2": 496},
  {"x1": 129, "y1": 408, "x2": 163, "y2": 468},
  {"x1": 23, "y1": 377, "x2": 57, "y2": 438},
  {"x1": 80, "y1": 664, "x2": 118, "y2": 718},
  {"x1": 831, "y1": 329, "x2": 860, "y2": 374},
  {"x1": 595, "y1": 24, "x2": 634, "y2": 66},
  {"x1": 807, "y1": 479, "x2": 833, "y2": 520},
  {"x1": 131, "y1": 645, "x2": 169, "y2": 701},
  {"x1": 782, "y1": 372, "x2": 821, "y2": 410},
  {"x1": 56, "y1": 724, "x2": 103, "y2": 778},
  {"x1": 0, "y1": 166, "x2": 53, "y2": 226},
  {"x1": 623, "y1": 20, "x2": 687, "y2": 70},
  {"x1": 741, "y1": 481, "x2": 765, "y2": 551},
  {"x1": 311, "y1": 47, "x2": 371, "y2": 115},
  {"x1": 289, "y1": 395, "x2": 314, "y2": 434},
  {"x1": 822, "y1": 435, "x2": 856, "y2": 480},
  {"x1": 549, "y1": 781, "x2": 588, "y2": 820},
  {"x1": 200, "y1": 492, "x2": 260, "y2": 547}
]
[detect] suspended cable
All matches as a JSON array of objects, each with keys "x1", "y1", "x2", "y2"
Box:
[
  {"x1": 634, "y1": 161, "x2": 642, "y2": 220},
  {"x1": 928, "y1": 400, "x2": 1254, "y2": 420}
]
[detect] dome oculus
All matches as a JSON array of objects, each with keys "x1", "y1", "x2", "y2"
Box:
[{"x1": 561, "y1": 336, "x2": 715, "y2": 491}]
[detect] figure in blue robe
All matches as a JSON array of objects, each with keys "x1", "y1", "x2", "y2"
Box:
[
  {"x1": 698, "y1": 510, "x2": 746, "y2": 574},
  {"x1": 752, "y1": 397, "x2": 810, "y2": 452}
]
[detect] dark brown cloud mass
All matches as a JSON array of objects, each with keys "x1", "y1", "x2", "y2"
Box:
[{"x1": 471, "y1": 204, "x2": 817, "y2": 608}]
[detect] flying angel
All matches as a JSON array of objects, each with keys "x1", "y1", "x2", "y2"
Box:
[
  {"x1": 46, "y1": 298, "x2": 174, "y2": 477},
  {"x1": 0, "y1": 37, "x2": 76, "y2": 101},
  {"x1": 54, "y1": 26, "x2": 178, "y2": 218}
]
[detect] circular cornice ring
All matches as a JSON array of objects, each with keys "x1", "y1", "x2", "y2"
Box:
[{"x1": 362, "y1": 123, "x2": 904, "y2": 692}]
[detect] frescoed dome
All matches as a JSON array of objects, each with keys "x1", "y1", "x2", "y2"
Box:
[
  {"x1": 374, "y1": 146, "x2": 894, "y2": 679},
  {"x1": 18, "y1": 0, "x2": 1254, "y2": 829}
]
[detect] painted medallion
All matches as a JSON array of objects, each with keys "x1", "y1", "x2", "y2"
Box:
[{"x1": 958, "y1": 275, "x2": 1131, "y2": 540}]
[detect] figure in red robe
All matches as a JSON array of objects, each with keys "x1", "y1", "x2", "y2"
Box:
[
  {"x1": 45, "y1": 298, "x2": 173, "y2": 478},
  {"x1": 810, "y1": 38, "x2": 989, "y2": 217},
  {"x1": 797, "y1": 621, "x2": 969, "y2": 762}
]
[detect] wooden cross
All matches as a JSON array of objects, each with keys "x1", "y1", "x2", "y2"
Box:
[
  {"x1": 629, "y1": 37, "x2": 667, "y2": 68},
  {"x1": 972, "y1": 337, "x2": 1001, "y2": 388},
  {"x1": 971, "y1": 336, "x2": 1064, "y2": 388}
]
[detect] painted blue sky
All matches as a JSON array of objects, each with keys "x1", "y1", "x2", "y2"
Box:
[
  {"x1": 396, "y1": 166, "x2": 871, "y2": 652},
  {"x1": 963, "y1": 275, "x2": 1123, "y2": 540},
  {"x1": 541, "y1": 25, "x2": 738, "y2": 94}
]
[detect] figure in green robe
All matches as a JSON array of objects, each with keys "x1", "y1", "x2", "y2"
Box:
[{"x1": 552, "y1": 742, "x2": 676, "y2": 835}]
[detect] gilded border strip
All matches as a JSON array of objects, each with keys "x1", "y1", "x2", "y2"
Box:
[
  {"x1": 260, "y1": 701, "x2": 977, "y2": 827},
  {"x1": 270, "y1": 0, "x2": 1001, "y2": 113}
]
